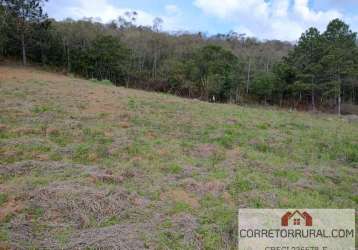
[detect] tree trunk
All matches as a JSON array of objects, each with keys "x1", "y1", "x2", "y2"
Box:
[
  {"x1": 21, "y1": 32, "x2": 26, "y2": 65},
  {"x1": 246, "y1": 59, "x2": 251, "y2": 94},
  {"x1": 265, "y1": 57, "x2": 270, "y2": 72},
  {"x1": 152, "y1": 52, "x2": 157, "y2": 80},
  {"x1": 66, "y1": 45, "x2": 71, "y2": 72},
  {"x1": 337, "y1": 74, "x2": 341, "y2": 116},
  {"x1": 235, "y1": 86, "x2": 240, "y2": 104},
  {"x1": 311, "y1": 76, "x2": 315, "y2": 111},
  {"x1": 352, "y1": 83, "x2": 355, "y2": 104},
  {"x1": 200, "y1": 77, "x2": 208, "y2": 100},
  {"x1": 40, "y1": 40, "x2": 46, "y2": 65},
  {"x1": 338, "y1": 95, "x2": 341, "y2": 116}
]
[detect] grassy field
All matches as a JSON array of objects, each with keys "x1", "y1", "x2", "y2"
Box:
[{"x1": 0, "y1": 66, "x2": 357, "y2": 249}]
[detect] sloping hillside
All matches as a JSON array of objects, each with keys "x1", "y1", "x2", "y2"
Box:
[{"x1": 0, "y1": 66, "x2": 357, "y2": 249}]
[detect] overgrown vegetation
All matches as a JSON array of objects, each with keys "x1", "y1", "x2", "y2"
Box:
[{"x1": 1, "y1": 0, "x2": 357, "y2": 113}]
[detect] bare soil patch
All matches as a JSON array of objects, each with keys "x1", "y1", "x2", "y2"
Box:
[{"x1": 161, "y1": 189, "x2": 200, "y2": 209}]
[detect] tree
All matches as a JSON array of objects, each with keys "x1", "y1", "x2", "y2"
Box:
[
  {"x1": 87, "y1": 35, "x2": 129, "y2": 84},
  {"x1": 251, "y1": 72, "x2": 277, "y2": 104},
  {"x1": 322, "y1": 19, "x2": 357, "y2": 115},
  {"x1": 2, "y1": 0, "x2": 48, "y2": 65},
  {"x1": 152, "y1": 17, "x2": 163, "y2": 32},
  {"x1": 2, "y1": 5, "x2": 357, "y2": 111},
  {"x1": 0, "y1": 4, "x2": 9, "y2": 58},
  {"x1": 272, "y1": 62, "x2": 296, "y2": 106},
  {"x1": 31, "y1": 18, "x2": 51, "y2": 64},
  {"x1": 280, "y1": 20, "x2": 358, "y2": 112},
  {"x1": 192, "y1": 45, "x2": 240, "y2": 101},
  {"x1": 293, "y1": 28, "x2": 323, "y2": 110},
  {"x1": 118, "y1": 11, "x2": 137, "y2": 29}
]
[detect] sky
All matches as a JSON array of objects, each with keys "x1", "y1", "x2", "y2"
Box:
[{"x1": 44, "y1": 0, "x2": 358, "y2": 41}]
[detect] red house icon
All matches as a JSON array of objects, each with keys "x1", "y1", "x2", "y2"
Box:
[{"x1": 281, "y1": 210, "x2": 312, "y2": 227}]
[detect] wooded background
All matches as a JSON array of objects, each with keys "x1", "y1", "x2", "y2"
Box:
[{"x1": 1, "y1": 0, "x2": 358, "y2": 114}]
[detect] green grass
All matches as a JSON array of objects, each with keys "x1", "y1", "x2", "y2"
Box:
[
  {"x1": 165, "y1": 163, "x2": 183, "y2": 174},
  {"x1": 273, "y1": 169, "x2": 301, "y2": 182},
  {"x1": 90, "y1": 79, "x2": 113, "y2": 85},
  {"x1": 169, "y1": 202, "x2": 192, "y2": 214},
  {"x1": 0, "y1": 226, "x2": 10, "y2": 242},
  {"x1": 0, "y1": 66, "x2": 357, "y2": 249},
  {"x1": 198, "y1": 195, "x2": 236, "y2": 250},
  {"x1": 99, "y1": 215, "x2": 121, "y2": 227},
  {"x1": 0, "y1": 193, "x2": 8, "y2": 206},
  {"x1": 55, "y1": 227, "x2": 74, "y2": 247}
]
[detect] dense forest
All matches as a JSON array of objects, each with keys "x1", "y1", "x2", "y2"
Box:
[{"x1": 1, "y1": 0, "x2": 358, "y2": 114}]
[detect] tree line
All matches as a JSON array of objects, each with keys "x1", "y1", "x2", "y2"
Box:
[{"x1": 1, "y1": 0, "x2": 357, "y2": 114}]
